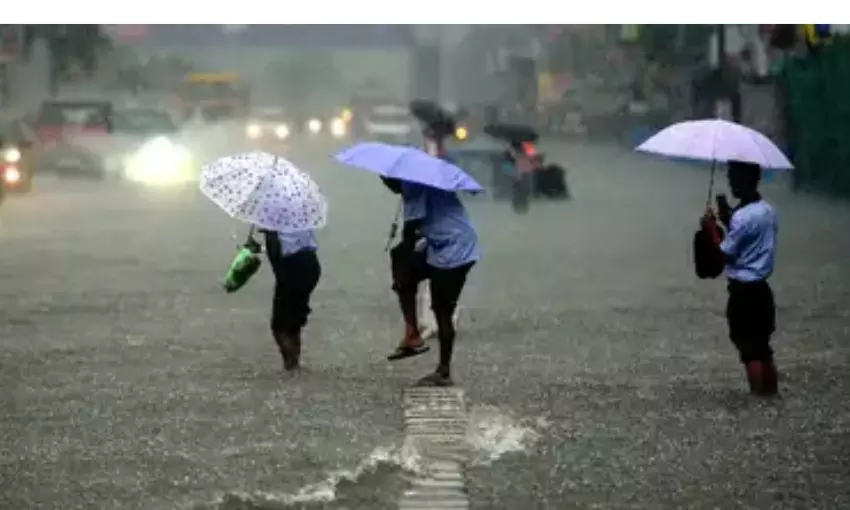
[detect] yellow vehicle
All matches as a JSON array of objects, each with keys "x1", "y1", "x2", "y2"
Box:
[{"x1": 173, "y1": 72, "x2": 249, "y2": 122}]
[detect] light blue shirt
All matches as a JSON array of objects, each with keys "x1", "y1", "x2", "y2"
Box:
[
  {"x1": 278, "y1": 230, "x2": 318, "y2": 256},
  {"x1": 402, "y1": 182, "x2": 480, "y2": 269},
  {"x1": 720, "y1": 199, "x2": 777, "y2": 282}
]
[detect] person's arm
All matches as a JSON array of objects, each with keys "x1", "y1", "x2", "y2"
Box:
[
  {"x1": 718, "y1": 213, "x2": 749, "y2": 265},
  {"x1": 401, "y1": 184, "x2": 427, "y2": 247},
  {"x1": 263, "y1": 230, "x2": 282, "y2": 261}
]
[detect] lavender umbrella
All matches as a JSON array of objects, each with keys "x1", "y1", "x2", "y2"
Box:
[
  {"x1": 636, "y1": 119, "x2": 793, "y2": 169},
  {"x1": 636, "y1": 119, "x2": 793, "y2": 204},
  {"x1": 335, "y1": 142, "x2": 485, "y2": 193}
]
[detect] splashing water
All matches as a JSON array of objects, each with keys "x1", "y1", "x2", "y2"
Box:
[
  {"x1": 467, "y1": 404, "x2": 543, "y2": 466},
  {"x1": 197, "y1": 405, "x2": 543, "y2": 509}
]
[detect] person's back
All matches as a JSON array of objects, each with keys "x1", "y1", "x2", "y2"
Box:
[{"x1": 402, "y1": 183, "x2": 479, "y2": 269}]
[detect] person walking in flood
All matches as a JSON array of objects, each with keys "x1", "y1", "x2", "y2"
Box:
[
  {"x1": 383, "y1": 173, "x2": 480, "y2": 387},
  {"x1": 260, "y1": 228, "x2": 322, "y2": 371},
  {"x1": 701, "y1": 160, "x2": 779, "y2": 396},
  {"x1": 416, "y1": 134, "x2": 462, "y2": 339}
]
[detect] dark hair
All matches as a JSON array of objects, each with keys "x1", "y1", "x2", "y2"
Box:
[{"x1": 728, "y1": 160, "x2": 761, "y2": 183}]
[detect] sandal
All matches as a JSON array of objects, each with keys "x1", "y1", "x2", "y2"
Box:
[{"x1": 387, "y1": 343, "x2": 430, "y2": 361}]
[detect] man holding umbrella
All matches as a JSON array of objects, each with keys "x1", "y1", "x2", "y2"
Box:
[
  {"x1": 636, "y1": 118, "x2": 792, "y2": 397},
  {"x1": 336, "y1": 129, "x2": 483, "y2": 387},
  {"x1": 701, "y1": 161, "x2": 779, "y2": 396}
]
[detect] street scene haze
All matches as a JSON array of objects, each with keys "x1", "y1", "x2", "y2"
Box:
[{"x1": 1, "y1": 24, "x2": 849, "y2": 510}]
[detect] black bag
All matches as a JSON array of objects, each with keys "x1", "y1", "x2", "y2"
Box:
[{"x1": 693, "y1": 228, "x2": 724, "y2": 279}]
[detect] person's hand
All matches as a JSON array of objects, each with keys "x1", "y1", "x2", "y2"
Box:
[
  {"x1": 716, "y1": 194, "x2": 732, "y2": 226},
  {"x1": 700, "y1": 208, "x2": 717, "y2": 230}
]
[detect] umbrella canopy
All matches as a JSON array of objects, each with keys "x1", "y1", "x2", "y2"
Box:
[
  {"x1": 335, "y1": 142, "x2": 485, "y2": 193},
  {"x1": 636, "y1": 119, "x2": 794, "y2": 170},
  {"x1": 200, "y1": 151, "x2": 328, "y2": 233}
]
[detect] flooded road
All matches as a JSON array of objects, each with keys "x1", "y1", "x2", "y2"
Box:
[{"x1": 1, "y1": 140, "x2": 848, "y2": 509}]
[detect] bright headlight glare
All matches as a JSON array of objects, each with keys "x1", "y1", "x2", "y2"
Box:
[
  {"x1": 307, "y1": 119, "x2": 322, "y2": 133},
  {"x1": 246, "y1": 124, "x2": 262, "y2": 138},
  {"x1": 4, "y1": 147, "x2": 21, "y2": 163},
  {"x1": 275, "y1": 124, "x2": 290, "y2": 139},
  {"x1": 330, "y1": 117, "x2": 346, "y2": 137},
  {"x1": 4, "y1": 166, "x2": 21, "y2": 183}
]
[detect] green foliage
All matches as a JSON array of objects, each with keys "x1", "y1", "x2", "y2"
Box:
[{"x1": 783, "y1": 37, "x2": 850, "y2": 197}]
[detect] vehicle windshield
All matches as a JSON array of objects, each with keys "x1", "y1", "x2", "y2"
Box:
[
  {"x1": 37, "y1": 102, "x2": 110, "y2": 128},
  {"x1": 369, "y1": 104, "x2": 410, "y2": 121},
  {"x1": 251, "y1": 108, "x2": 287, "y2": 122},
  {"x1": 180, "y1": 81, "x2": 237, "y2": 101},
  {"x1": 112, "y1": 110, "x2": 178, "y2": 134}
]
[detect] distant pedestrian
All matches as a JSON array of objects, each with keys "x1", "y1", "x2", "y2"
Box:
[{"x1": 701, "y1": 160, "x2": 778, "y2": 396}]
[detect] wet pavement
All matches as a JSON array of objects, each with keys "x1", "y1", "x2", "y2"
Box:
[{"x1": 1, "y1": 140, "x2": 849, "y2": 509}]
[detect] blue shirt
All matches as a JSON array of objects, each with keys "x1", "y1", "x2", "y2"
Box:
[
  {"x1": 402, "y1": 182, "x2": 480, "y2": 269},
  {"x1": 720, "y1": 199, "x2": 777, "y2": 282},
  {"x1": 277, "y1": 230, "x2": 317, "y2": 256}
]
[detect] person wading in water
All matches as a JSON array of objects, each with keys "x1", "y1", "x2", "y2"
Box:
[{"x1": 701, "y1": 160, "x2": 779, "y2": 396}]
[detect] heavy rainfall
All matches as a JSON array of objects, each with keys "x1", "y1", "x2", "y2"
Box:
[{"x1": 0, "y1": 24, "x2": 849, "y2": 510}]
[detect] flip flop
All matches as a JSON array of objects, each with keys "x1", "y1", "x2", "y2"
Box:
[{"x1": 387, "y1": 344, "x2": 430, "y2": 361}]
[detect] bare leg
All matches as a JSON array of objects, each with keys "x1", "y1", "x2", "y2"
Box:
[{"x1": 387, "y1": 280, "x2": 429, "y2": 361}]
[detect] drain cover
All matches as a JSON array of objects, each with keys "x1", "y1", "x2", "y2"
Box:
[{"x1": 399, "y1": 388, "x2": 470, "y2": 510}]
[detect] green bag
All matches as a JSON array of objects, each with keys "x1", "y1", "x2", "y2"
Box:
[{"x1": 223, "y1": 235, "x2": 262, "y2": 294}]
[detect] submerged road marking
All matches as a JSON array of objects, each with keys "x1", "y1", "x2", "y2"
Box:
[{"x1": 399, "y1": 388, "x2": 470, "y2": 510}]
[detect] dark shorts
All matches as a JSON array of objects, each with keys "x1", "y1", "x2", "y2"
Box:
[
  {"x1": 270, "y1": 249, "x2": 321, "y2": 334},
  {"x1": 390, "y1": 243, "x2": 474, "y2": 316},
  {"x1": 726, "y1": 279, "x2": 776, "y2": 363}
]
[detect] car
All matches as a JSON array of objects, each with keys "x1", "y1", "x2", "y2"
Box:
[
  {"x1": 359, "y1": 102, "x2": 416, "y2": 144},
  {"x1": 31, "y1": 99, "x2": 114, "y2": 179},
  {"x1": 244, "y1": 107, "x2": 293, "y2": 146},
  {"x1": 0, "y1": 120, "x2": 36, "y2": 193},
  {"x1": 291, "y1": 105, "x2": 350, "y2": 142},
  {"x1": 108, "y1": 107, "x2": 193, "y2": 185}
]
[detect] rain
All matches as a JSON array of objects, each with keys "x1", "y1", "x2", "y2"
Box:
[{"x1": 1, "y1": 24, "x2": 849, "y2": 510}]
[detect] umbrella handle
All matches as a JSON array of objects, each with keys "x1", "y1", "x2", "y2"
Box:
[
  {"x1": 705, "y1": 160, "x2": 717, "y2": 209},
  {"x1": 384, "y1": 199, "x2": 403, "y2": 252}
]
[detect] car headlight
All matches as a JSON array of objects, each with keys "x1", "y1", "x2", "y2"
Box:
[
  {"x1": 246, "y1": 124, "x2": 262, "y2": 138},
  {"x1": 307, "y1": 118, "x2": 322, "y2": 134},
  {"x1": 3, "y1": 147, "x2": 21, "y2": 163},
  {"x1": 3, "y1": 166, "x2": 21, "y2": 183},
  {"x1": 125, "y1": 137, "x2": 193, "y2": 185},
  {"x1": 274, "y1": 124, "x2": 290, "y2": 139},
  {"x1": 455, "y1": 126, "x2": 468, "y2": 141},
  {"x1": 330, "y1": 117, "x2": 346, "y2": 138}
]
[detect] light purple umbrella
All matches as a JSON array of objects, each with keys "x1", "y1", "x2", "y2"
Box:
[{"x1": 636, "y1": 119, "x2": 794, "y2": 170}]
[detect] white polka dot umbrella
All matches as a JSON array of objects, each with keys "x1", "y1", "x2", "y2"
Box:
[{"x1": 199, "y1": 151, "x2": 327, "y2": 233}]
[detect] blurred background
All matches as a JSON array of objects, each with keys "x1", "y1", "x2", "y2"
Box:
[
  {"x1": 0, "y1": 24, "x2": 848, "y2": 196},
  {"x1": 3, "y1": 26, "x2": 850, "y2": 510}
]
